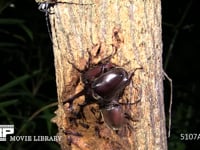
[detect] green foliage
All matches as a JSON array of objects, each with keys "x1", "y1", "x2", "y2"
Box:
[{"x1": 0, "y1": 0, "x2": 59, "y2": 149}]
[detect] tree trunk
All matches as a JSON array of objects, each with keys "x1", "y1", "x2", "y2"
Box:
[{"x1": 45, "y1": 0, "x2": 167, "y2": 149}]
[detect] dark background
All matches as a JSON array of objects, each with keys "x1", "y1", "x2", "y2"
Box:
[{"x1": 0, "y1": 0, "x2": 199, "y2": 149}]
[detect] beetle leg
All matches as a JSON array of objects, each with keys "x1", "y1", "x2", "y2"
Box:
[
  {"x1": 77, "y1": 104, "x2": 87, "y2": 120},
  {"x1": 63, "y1": 129, "x2": 83, "y2": 137},
  {"x1": 74, "y1": 97, "x2": 92, "y2": 120},
  {"x1": 67, "y1": 59, "x2": 84, "y2": 73},
  {"x1": 94, "y1": 126, "x2": 101, "y2": 137},
  {"x1": 79, "y1": 122, "x2": 90, "y2": 129},
  {"x1": 62, "y1": 89, "x2": 85, "y2": 106},
  {"x1": 119, "y1": 99, "x2": 141, "y2": 106},
  {"x1": 128, "y1": 67, "x2": 143, "y2": 80},
  {"x1": 124, "y1": 112, "x2": 139, "y2": 122},
  {"x1": 123, "y1": 67, "x2": 143, "y2": 88},
  {"x1": 98, "y1": 48, "x2": 118, "y2": 65},
  {"x1": 121, "y1": 60, "x2": 130, "y2": 67},
  {"x1": 85, "y1": 49, "x2": 93, "y2": 69},
  {"x1": 91, "y1": 107, "x2": 103, "y2": 124}
]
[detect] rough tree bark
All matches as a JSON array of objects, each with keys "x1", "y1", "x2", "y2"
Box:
[{"x1": 40, "y1": 0, "x2": 167, "y2": 149}]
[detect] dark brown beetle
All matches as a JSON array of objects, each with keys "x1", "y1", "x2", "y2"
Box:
[
  {"x1": 101, "y1": 103, "x2": 124, "y2": 130},
  {"x1": 66, "y1": 52, "x2": 142, "y2": 131},
  {"x1": 91, "y1": 68, "x2": 135, "y2": 102},
  {"x1": 91, "y1": 67, "x2": 141, "y2": 130}
]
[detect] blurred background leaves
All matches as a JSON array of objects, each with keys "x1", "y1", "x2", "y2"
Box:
[
  {"x1": 0, "y1": 0, "x2": 58, "y2": 149},
  {"x1": 162, "y1": 0, "x2": 200, "y2": 149},
  {"x1": 0, "y1": 0, "x2": 200, "y2": 149}
]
